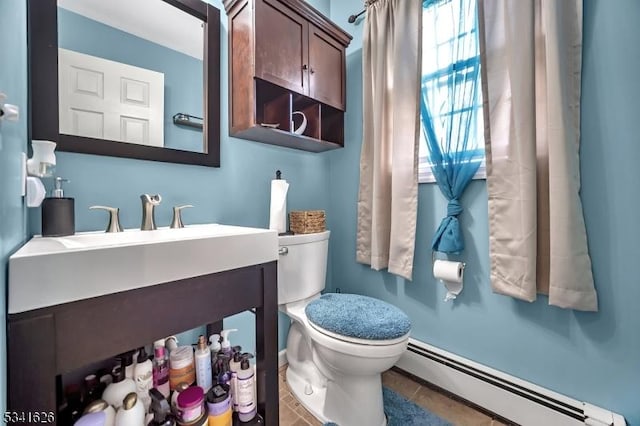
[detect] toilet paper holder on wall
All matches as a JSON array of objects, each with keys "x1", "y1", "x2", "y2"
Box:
[{"x1": 431, "y1": 251, "x2": 466, "y2": 270}]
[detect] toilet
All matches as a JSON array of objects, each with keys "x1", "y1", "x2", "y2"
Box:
[{"x1": 278, "y1": 231, "x2": 411, "y2": 426}]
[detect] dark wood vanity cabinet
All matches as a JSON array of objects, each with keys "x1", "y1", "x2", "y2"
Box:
[
  {"x1": 7, "y1": 263, "x2": 279, "y2": 425},
  {"x1": 224, "y1": 0, "x2": 351, "y2": 152}
]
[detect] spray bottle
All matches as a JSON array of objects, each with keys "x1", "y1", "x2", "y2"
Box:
[
  {"x1": 148, "y1": 388, "x2": 177, "y2": 426},
  {"x1": 236, "y1": 353, "x2": 257, "y2": 423}
]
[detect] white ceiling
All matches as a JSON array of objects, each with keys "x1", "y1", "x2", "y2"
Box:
[{"x1": 58, "y1": 0, "x2": 204, "y2": 60}]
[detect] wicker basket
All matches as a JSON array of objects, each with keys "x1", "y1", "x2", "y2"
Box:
[{"x1": 289, "y1": 210, "x2": 326, "y2": 234}]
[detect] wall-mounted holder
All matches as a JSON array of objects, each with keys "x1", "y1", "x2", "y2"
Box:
[
  {"x1": 432, "y1": 251, "x2": 467, "y2": 302},
  {"x1": 431, "y1": 250, "x2": 466, "y2": 270},
  {"x1": 22, "y1": 140, "x2": 57, "y2": 208},
  {"x1": 1, "y1": 92, "x2": 54, "y2": 208},
  {"x1": 0, "y1": 93, "x2": 19, "y2": 122},
  {"x1": 173, "y1": 113, "x2": 203, "y2": 130}
]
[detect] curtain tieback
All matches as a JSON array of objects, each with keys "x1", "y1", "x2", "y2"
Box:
[
  {"x1": 431, "y1": 199, "x2": 464, "y2": 254},
  {"x1": 447, "y1": 199, "x2": 463, "y2": 216}
]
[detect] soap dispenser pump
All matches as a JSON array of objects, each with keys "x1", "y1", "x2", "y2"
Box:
[
  {"x1": 219, "y1": 329, "x2": 237, "y2": 356},
  {"x1": 42, "y1": 177, "x2": 75, "y2": 237}
]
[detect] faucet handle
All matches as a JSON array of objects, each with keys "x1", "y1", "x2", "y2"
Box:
[
  {"x1": 89, "y1": 205, "x2": 123, "y2": 233},
  {"x1": 141, "y1": 194, "x2": 162, "y2": 205},
  {"x1": 171, "y1": 205, "x2": 193, "y2": 229}
]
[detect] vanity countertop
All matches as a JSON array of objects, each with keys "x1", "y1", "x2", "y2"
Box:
[{"x1": 9, "y1": 224, "x2": 278, "y2": 314}]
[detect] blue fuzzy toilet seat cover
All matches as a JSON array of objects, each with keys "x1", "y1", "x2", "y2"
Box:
[{"x1": 305, "y1": 293, "x2": 411, "y2": 341}]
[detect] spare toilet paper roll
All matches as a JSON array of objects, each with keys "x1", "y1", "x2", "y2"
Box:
[
  {"x1": 269, "y1": 179, "x2": 289, "y2": 234},
  {"x1": 433, "y1": 259, "x2": 464, "y2": 302}
]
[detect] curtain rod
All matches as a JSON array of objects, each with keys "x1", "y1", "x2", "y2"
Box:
[{"x1": 347, "y1": 0, "x2": 379, "y2": 24}]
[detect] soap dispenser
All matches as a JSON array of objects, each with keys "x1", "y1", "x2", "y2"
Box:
[
  {"x1": 42, "y1": 177, "x2": 75, "y2": 237},
  {"x1": 103, "y1": 359, "x2": 137, "y2": 409}
]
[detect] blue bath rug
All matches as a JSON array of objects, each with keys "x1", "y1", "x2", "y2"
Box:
[{"x1": 324, "y1": 387, "x2": 451, "y2": 426}]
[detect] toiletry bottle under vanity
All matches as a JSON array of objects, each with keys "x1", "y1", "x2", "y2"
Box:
[
  {"x1": 176, "y1": 386, "x2": 206, "y2": 424},
  {"x1": 122, "y1": 351, "x2": 135, "y2": 380},
  {"x1": 102, "y1": 360, "x2": 136, "y2": 409},
  {"x1": 82, "y1": 399, "x2": 116, "y2": 426},
  {"x1": 149, "y1": 388, "x2": 177, "y2": 426},
  {"x1": 114, "y1": 392, "x2": 145, "y2": 426},
  {"x1": 219, "y1": 329, "x2": 237, "y2": 357},
  {"x1": 206, "y1": 384, "x2": 232, "y2": 426},
  {"x1": 209, "y1": 334, "x2": 221, "y2": 358},
  {"x1": 236, "y1": 353, "x2": 257, "y2": 422},
  {"x1": 229, "y1": 347, "x2": 243, "y2": 412},
  {"x1": 169, "y1": 345, "x2": 195, "y2": 391},
  {"x1": 133, "y1": 346, "x2": 153, "y2": 412},
  {"x1": 153, "y1": 346, "x2": 170, "y2": 398},
  {"x1": 41, "y1": 177, "x2": 74, "y2": 237},
  {"x1": 195, "y1": 335, "x2": 212, "y2": 392}
]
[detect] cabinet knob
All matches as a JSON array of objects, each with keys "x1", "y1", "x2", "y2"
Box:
[
  {"x1": 310, "y1": 68, "x2": 315, "y2": 74},
  {"x1": 302, "y1": 64, "x2": 308, "y2": 71}
]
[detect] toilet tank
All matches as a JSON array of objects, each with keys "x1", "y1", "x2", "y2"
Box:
[{"x1": 277, "y1": 231, "x2": 330, "y2": 305}]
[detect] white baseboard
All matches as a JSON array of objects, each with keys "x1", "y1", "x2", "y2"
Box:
[
  {"x1": 278, "y1": 349, "x2": 288, "y2": 368},
  {"x1": 396, "y1": 338, "x2": 626, "y2": 426}
]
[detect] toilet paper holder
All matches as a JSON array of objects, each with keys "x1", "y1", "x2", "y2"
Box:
[{"x1": 431, "y1": 251, "x2": 466, "y2": 269}]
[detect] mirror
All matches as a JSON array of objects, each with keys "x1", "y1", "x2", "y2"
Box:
[{"x1": 28, "y1": 0, "x2": 220, "y2": 167}]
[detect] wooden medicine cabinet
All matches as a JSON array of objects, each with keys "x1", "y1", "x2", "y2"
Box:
[{"x1": 224, "y1": 0, "x2": 352, "y2": 152}]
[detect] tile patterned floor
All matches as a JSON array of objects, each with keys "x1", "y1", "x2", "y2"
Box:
[{"x1": 278, "y1": 366, "x2": 512, "y2": 426}]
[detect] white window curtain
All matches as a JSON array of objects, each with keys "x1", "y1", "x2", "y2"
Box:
[
  {"x1": 356, "y1": 0, "x2": 422, "y2": 280},
  {"x1": 478, "y1": 0, "x2": 598, "y2": 311}
]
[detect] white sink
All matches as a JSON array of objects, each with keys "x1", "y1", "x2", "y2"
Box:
[{"x1": 8, "y1": 224, "x2": 278, "y2": 314}]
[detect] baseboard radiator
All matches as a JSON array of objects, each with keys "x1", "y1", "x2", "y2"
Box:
[{"x1": 396, "y1": 338, "x2": 627, "y2": 426}]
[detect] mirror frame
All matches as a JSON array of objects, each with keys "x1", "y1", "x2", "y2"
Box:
[{"x1": 27, "y1": 0, "x2": 221, "y2": 167}]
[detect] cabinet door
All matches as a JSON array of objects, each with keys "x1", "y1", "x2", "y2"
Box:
[
  {"x1": 255, "y1": 0, "x2": 308, "y2": 95},
  {"x1": 308, "y1": 24, "x2": 346, "y2": 111}
]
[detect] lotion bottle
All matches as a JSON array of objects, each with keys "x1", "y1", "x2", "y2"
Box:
[
  {"x1": 236, "y1": 354, "x2": 257, "y2": 423},
  {"x1": 103, "y1": 360, "x2": 137, "y2": 409},
  {"x1": 122, "y1": 351, "x2": 135, "y2": 380},
  {"x1": 219, "y1": 329, "x2": 237, "y2": 357},
  {"x1": 115, "y1": 393, "x2": 145, "y2": 426},
  {"x1": 208, "y1": 334, "x2": 221, "y2": 358},
  {"x1": 229, "y1": 349, "x2": 243, "y2": 412},
  {"x1": 195, "y1": 335, "x2": 212, "y2": 392},
  {"x1": 134, "y1": 347, "x2": 153, "y2": 412},
  {"x1": 82, "y1": 399, "x2": 116, "y2": 426}
]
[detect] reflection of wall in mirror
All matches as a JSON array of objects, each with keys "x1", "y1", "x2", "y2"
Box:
[{"x1": 57, "y1": 8, "x2": 204, "y2": 153}]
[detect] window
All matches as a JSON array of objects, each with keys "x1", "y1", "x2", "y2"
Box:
[{"x1": 419, "y1": 0, "x2": 485, "y2": 184}]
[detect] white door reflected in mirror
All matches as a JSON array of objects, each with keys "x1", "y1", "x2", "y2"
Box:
[
  {"x1": 56, "y1": 0, "x2": 205, "y2": 153},
  {"x1": 58, "y1": 48, "x2": 165, "y2": 147}
]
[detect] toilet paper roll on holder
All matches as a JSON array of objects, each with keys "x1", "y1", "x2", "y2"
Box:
[{"x1": 431, "y1": 251, "x2": 466, "y2": 270}]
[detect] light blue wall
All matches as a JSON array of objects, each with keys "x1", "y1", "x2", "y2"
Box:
[
  {"x1": 58, "y1": 8, "x2": 203, "y2": 152},
  {"x1": 307, "y1": 0, "x2": 330, "y2": 16},
  {"x1": 0, "y1": 0, "x2": 29, "y2": 412},
  {"x1": 328, "y1": 0, "x2": 640, "y2": 424},
  {"x1": 26, "y1": 0, "x2": 333, "y2": 357}
]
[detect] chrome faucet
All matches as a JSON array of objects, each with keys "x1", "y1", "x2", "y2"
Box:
[{"x1": 140, "y1": 194, "x2": 162, "y2": 230}]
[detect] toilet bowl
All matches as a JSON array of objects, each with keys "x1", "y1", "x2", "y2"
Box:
[{"x1": 278, "y1": 231, "x2": 411, "y2": 426}]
